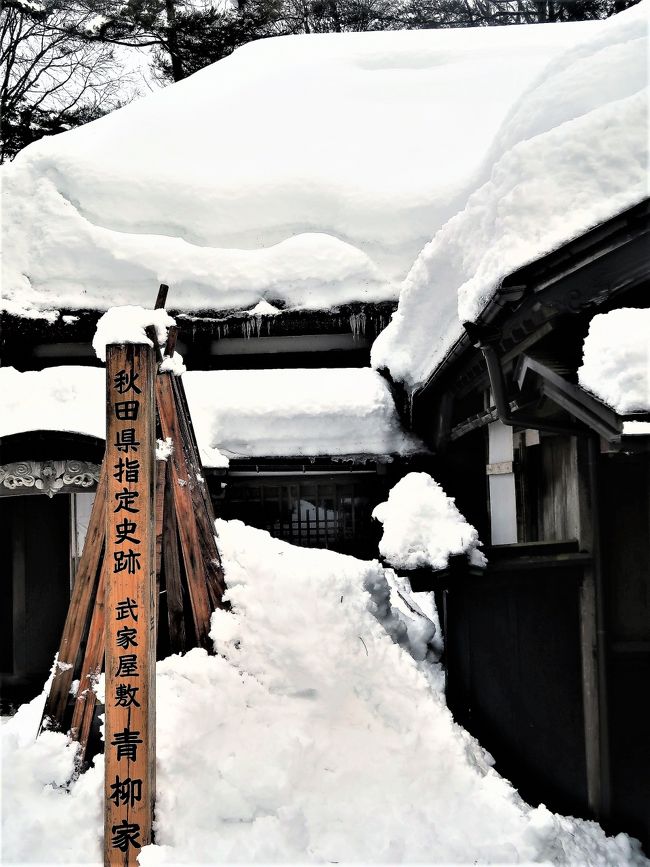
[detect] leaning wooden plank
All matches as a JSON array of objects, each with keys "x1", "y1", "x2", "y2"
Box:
[
  {"x1": 153, "y1": 459, "x2": 167, "y2": 651},
  {"x1": 172, "y1": 375, "x2": 219, "y2": 527},
  {"x1": 171, "y1": 374, "x2": 203, "y2": 468},
  {"x1": 156, "y1": 373, "x2": 213, "y2": 650},
  {"x1": 152, "y1": 297, "x2": 225, "y2": 606},
  {"x1": 164, "y1": 325, "x2": 178, "y2": 360},
  {"x1": 69, "y1": 565, "x2": 106, "y2": 767},
  {"x1": 40, "y1": 464, "x2": 107, "y2": 733},
  {"x1": 170, "y1": 375, "x2": 227, "y2": 608},
  {"x1": 163, "y1": 467, "x2": 186, "y2": 654},
  {"x1": 154, "y1": 283, "x2": 169, "y2": 310},
  {"x1": 174, "y1": 446, "x2": 226, "y2": 608},
  {"x1": 154, "y1": 461, "x2": 167, "y2": 596}
]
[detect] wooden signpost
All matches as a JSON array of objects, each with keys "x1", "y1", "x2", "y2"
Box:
[
  {"x1": 38, "y1": 286, "x2": 227, "y2": 867},
  {"x1": 104, "y1": 344, "x2": 156, "y2": 864}
]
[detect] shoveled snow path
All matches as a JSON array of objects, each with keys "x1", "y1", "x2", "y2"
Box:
[{"x1": 1, "y1": 520, "x2": 647, "y2": 864}]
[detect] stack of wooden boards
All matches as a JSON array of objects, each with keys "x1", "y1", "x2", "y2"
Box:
[{"x1": 38, "y1": 287, "x2": 227, "y2": 766}]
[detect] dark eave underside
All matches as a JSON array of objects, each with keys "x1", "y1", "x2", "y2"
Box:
[{"x1": 412, "y1": 199, "x2": 650, "y2": 411}]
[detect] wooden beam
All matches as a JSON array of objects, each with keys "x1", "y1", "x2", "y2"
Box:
[
  {"x1": 105, "y1": 344, "x2": 156, "y2": 865},
  {"x1": 154, "y1": 284, "x2": 169, "y2": 310},
  {"x1": 162, "y1": 466, "x2": 185, "y2": 654},
  {"x1": 171, "y1": 376, "x2": 226, "y2": 609},
  {"x1": 70, "y1": 565, "x2": 106, "y2": 767},
  {"x1": 155, "y1": 462, "x2": 167, "y2": 577},
  {"x1": 40, "y1": 465, "x2": 107, "y2": 733},
  {"x1": 164, "y1": 326, "x2": 178, "y2": 359},
  {"x1": 156, "y1": 373, "x2": 214, "y2": 650},
  {"x1": 154, "y1": 459, "x2": 167, "y2": 648}
]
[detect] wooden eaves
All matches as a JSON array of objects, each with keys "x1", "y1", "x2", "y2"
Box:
[{"x1": 398, "y1": 198, "x2": 650, "y2": 449}]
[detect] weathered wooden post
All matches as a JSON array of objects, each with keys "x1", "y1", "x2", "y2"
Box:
[{"x1": 105, "y1": 344, "x2": 156, "y2": 866}]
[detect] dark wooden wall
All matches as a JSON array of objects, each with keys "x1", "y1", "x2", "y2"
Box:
[
  {"x1": 600, "y1": 452, "x2": 650, "y2": 847},
  {"x1": 0, "y1": 495, "x2": 71, "y2": 711},
  {"x1": 443, "y1": 561, "x2": 588, "y2": 817}
]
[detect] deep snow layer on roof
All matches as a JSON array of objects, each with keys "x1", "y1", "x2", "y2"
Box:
[
  {"x1": 0, "y1": 366, "x2": 422, "y2": 462},
  {"x1": 578, "y1": 308, "x2": 650, "y2": 415},
  {"x1": 371, "y1": 2, "x2": 649, "y2": 392},
  {"x1": 1, "y1": 21, "x2": 595, "y2": 318}
]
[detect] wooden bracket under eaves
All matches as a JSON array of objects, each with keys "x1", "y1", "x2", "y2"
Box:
[{"x1": 38, "y1": 286, "x2": 227, "y2": 766}]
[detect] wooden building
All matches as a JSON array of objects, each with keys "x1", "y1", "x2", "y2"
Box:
[
  {"x1": 0, "y1": 299, "x2": 428, "y2": 712},
  {"x1": 398, "y1": 199, "x2": 650, "y2": 848}
]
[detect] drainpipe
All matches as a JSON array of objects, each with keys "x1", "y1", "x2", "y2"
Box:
[{"x1": 479, "y1": 339, "x2": 582, "y2": 437}]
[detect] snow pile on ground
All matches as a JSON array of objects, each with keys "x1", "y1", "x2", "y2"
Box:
[
  {"x1": 372, "y1": 2, "x2": 648, "y2": 391},
  {"x1": 1, "y1": 21, "x2": 594, "y2": 318},
  {"x1": 2, "y1": 520, "x2": 647, "y2": 864},
  {"x1": 92, "y1": 305, "x2": 176, "y2": 361},
  {"x1": 578, "y1": 308, "x2": 650, "y2": 414},
  {"x1": 373, "y1": 472, "x2": 486, "y2": 570},
  {"x1": 0, "y1": 366, "x2": 421, "y2": 462}
]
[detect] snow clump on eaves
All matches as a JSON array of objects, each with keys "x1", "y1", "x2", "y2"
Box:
[
  {"x1": 578, "y1": 308, "x2": 650, "y2": 415},
  {"x1": 373, "y1": 472, "x2": 487, "y2": 570}
]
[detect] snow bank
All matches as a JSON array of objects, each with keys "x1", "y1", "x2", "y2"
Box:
[
  {"x1": 0, "y1": 366, "x2": 421, "y2": 462},
  {"x1": 0, "y1": 675, "x2": 104, "y2": 863},
  {"x1": 373, "y1": 472, "x2": 486, "y2": 570},
  {"x1": 1, "y1": 21, "x2": 594, "y2": 318},
  {"x1": 2, "y1": 520, "x2": 647, "y2": 864},
  {"x1": 578, "y1": 309, "x2": 650, "y2": 414},
  {"x1": 372, "y1": 2, "x2": 648, "y2": 391}
]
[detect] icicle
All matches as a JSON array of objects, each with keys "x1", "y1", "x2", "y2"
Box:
[
  {"x1": 241, "y1": 314, "x2": 265, "y2": 339},
  {"x1": 349, "y1": 312, "x2": 367, "y2": 339}
]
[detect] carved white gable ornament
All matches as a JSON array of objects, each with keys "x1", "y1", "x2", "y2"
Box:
[{"x1": 0, "y1": 460, "x2": 100, "y2": 497}]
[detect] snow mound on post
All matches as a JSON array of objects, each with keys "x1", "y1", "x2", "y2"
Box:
[
  {"x1": 578, "y1": 308, "x2": 650, "y2": 414},
  {"x1": 373, "y1": 471, "x2": 486, "y2": 570},
  {"x1": 92, "y1": 305, "x2": 176, "y2": 361},
  {"x1": 372, "y1": 2, "x2": 648, "y2": 391},
  {"x1": 1, "y1": 21, "x2": 595, "y2": 317},
  {"x1": 2, "y1": 520, "x2": 647, "y2": 864}
]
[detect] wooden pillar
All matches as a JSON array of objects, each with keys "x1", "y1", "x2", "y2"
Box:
[
  {"x1": 486, "y1": 421, "x2": 517, "y2": 544},
  {"x1": 105, "y1": 345, "x2": 156, "y2": 866},
  {"x1": 576, "y1": 435, "x2": 611, "y2": 819}
]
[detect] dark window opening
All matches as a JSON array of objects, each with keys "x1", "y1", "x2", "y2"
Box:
[
  {"x1": 1, "y1": 495, "x2": 72, "y2": 713},
  {"x1": 221, "y1": 476, "x2": 380, "y2": 558}
]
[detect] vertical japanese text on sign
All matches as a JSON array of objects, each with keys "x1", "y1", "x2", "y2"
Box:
[{"x1": 105, "y1": 346, "x2": 156, "y2": 867}]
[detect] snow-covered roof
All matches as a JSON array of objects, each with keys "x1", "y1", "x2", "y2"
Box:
[
  {"x1": 371, "y1": 2, "x2": 649, "y2": 392},
  {"x1": 1, "y1": 21, "x2": 596, "y2": 319},
  {"x1": 0, "y1": 366, "x2": 423, "y2": 464},
  {"x1": 578, "y1": 308, "x2": 650, "y2": 415}
]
